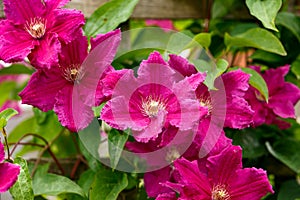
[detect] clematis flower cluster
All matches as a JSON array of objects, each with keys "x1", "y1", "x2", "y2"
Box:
[{"x1": 0, "y1": 140, "x2": 20, "y2": 193}]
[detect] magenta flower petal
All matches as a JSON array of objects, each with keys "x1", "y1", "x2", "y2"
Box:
[
  {"x1": 141, "y1": 51, "x2": 168, "y2": 65},
  {"x1": 156, "y1": 192, "x2": 177, "y2": 200},
  {"x1": 168, "y1": 54, "x2": 197, "y2": 77},
  {"x1": 225, "y1": 96, "x2": 254, "y2": 128},
  {"x1": 91, "y1": 29, "x2": 121, "y2": 51},
  {"x1": 3, "y1": 0, "x2": 45, "y2": 24},
  {"x1": 230, "y1": 168, "x2": 274, "y2": 200},
  {"x1": 133, "y1": 110, "x2": 167, "y2": 142},
  {"x1": 101, "y1": 96, "x2": 140, "y2": 130},
  {"x1": 0, "y1": 142, "x2": 4, "y2": 163},
  {"x1": 0, "y1": 28, "x2": 37, "y2": 63},
  {"x1": 268, "y1": 82, "x2": 300, "y2": 118},
  {"x1": 246, "y1": 65, "x2": 300, "y2": 128},
  {"x1": 50, "y1": 9, "x2": 85, "y2": 44},
  {"x1": 263, "y1": 65, "x2": 289, "y2": 92},
  {"x1": 79, "y1": 30, "x2": 122, "y2": 106},
  {"x1": 145, "y1": 19, "x2": 176, "y2": 32},
  {"x1": 144, "y1": 167, "x2": 173, "y2": 198},
  {"x1": 28, "y1": 32, "x2": 61, "y2": 68},
  {"x1": 44, "y1": 0, "x2": 70, "y2": 11},
  {"x1": 59, "y1": 33, "x2": 88, "y2": 67},
  {"x1": 207, "y1": 146, "x2": 242, "y2": 185},
  {"x1": 0, "y1": 163, "x2": 20, "y2": 193},
  {"x1": 101, "y1": 67, "x2": 129, "y2": 100},
  {"x1": 222, "y1": 69, "x2": 250, "y2": 97},
  {"x1": 174, "y1": 158, "x2": 211, "y2": 197},
  {"x1": 53, "y1": 85, "x2": 94, "y2": 132},
  {"x1": 19, "y1": 68, "x2": 68, "y2": 112},
  {"x1": 89, "y1": 29, "x2": 121, "y2": 64},
  {"x1": 137, "y1": 56, "x2": 174, "y2": 85},
  {"x1": 170, "y1": 145, "x2": 273, "y2": 200}
]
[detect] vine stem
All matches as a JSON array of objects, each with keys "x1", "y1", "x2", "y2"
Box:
[
  {"x1": 31, "y1": 129, "x2": 66, "y2": 177},
  {"x1": 1, "y1": 128, "x2": 12, "y2": 161},
  {"x1": 9, "y1": 131, "x2": 65, "y2": 177}
]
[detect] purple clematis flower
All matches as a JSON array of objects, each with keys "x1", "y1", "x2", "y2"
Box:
[
  {"x1": 0, "y1": 0, "x2": 85, "y2": 68},
  {"x1": 168, "y1": 54, "x2": 254, "y2": 130},
  {"x1": 245, "y1": 65, "x2": 300, "y2": 129},
  {"x1": 0, "y1": 140, "x2": 20, "y2": 193},
  {"x1": 126, "y1": 126, "x2": 232, "y2": 198},
  {"x1": 166, "y1": 145, "x2": 274, "y2": 200},
  {"x1": 101, "y1": 51, "x2": 206, "y2": 142},
  {"x1": 19, "y1": 30, "x2": 123, "y2": 132}
]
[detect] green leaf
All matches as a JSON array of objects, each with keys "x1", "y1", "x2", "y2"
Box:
[
  {"x1": 276, "y1": 12, "x2": 300, "y2": 42},
  {"x1": 192, "y1": 59, "x2": 228, "y2": 89},
  {"x1": 230, "y1": 67, "x2": 269, "y2": 102},
  {"x1": 185, "y1": 33, "x2": 212, "y2": 49},
  {"x1": 0, "y1": 64, "x2": 34, "y2": 75},
  {"x1": 78, "y1": 119, "x2": 102, "y2": 172},
  {"x1": 224, "y1": 28, "x2": 287, "y2": 56},
  {"x1": 89, "y1": 169, "x2": 128, "y2": 200},
  {"x1": 33, "y1": 173, "x2": 86, "y2": 197},
  {"x1": 108, "y1": 129, "x2": 129, "y2": 169},
  {"x1": 292, "y1": 59, "x2": 300, "y2": 79},
  {"x1": 212, "y1": 0, "x2": 235, "y2": 19},
  {"x1": 230, "y1": 129, "x2": 267, "y2": 158},
  {"x1": 0, "y1": 81, "x2": 17, "y2": 106},
  {"x1": 278, "y1": 180, "x2": 300, "y2": 200},
  {"x1": 266, "y1": 139, "x2": 300, "y2": 173},
  {"x1": 78, "y1": 170, "x2": 96, "y2": 197},
  {"x1": 84, "y1": 0, "x2": 139, "y2": 37},
  {"x1": 246, "y1": 0, "x2": 281, "y2": 31},
  {"x1": 0, "y1": 108, "x2": 18, "y2": 129},
  {"x1": 9, "y1": 157, "x2": 34, "y2": 200},
  {"x1": 250, "y1": 49, "x2": 283, "y2": 63}
]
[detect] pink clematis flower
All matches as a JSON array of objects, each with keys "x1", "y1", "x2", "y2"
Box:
[
  {"x1": 101, "y1": 51, "x2": 206, "y2": 142},
  {"x1": 0, "y1": 140, "x2": 20, "y2": 193},
  {"x1": 0, "y1": 0, "x2": 85, "y2": 68},
  {"x1": 168, "y1": 54, "x2": 254, "y2": 130},
  {"x1": 126, "y1": 126, "x2": 232, "y2": 198},
  {"x1": 245, "y1": 65, "x2": 300, "y2": 129},
  {"x1": 166, "y1": 145, "x2": 274, "y2": 200},
  {"x1": 19, "y1": 30, "x2": 123, "y2": 132}
]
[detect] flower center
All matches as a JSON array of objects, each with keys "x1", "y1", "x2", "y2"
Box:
[
  {"x1": 141, "y1": 96, "x2": 166, "y2": 117},
  {"x1": 61, "y1": 64, "x2": 83, "y2": 83},
  {"x1": 199, "y1": 96, "x2": 213, "y2": 114},
  {"x1": 25, "y1": 17, "x2": 46, "y2": 39},
  {"x1": 212, "y1": 185, "x2": 230, "y2": 200}
]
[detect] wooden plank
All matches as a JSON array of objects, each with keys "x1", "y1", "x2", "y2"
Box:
[
  {"x1": 0, "y1": 0, "x2": 207, "y2": 19},
  {"x1": 66, "y1": 0, "x2": 207, "y2": 19},
  {"x1": 132, "y1": 0, "x2": 207, "y2": 19}
]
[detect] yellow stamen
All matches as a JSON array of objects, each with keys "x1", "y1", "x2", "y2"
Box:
[{"x1": 25, "y1": 17, "x2": 46, "y2": 39}]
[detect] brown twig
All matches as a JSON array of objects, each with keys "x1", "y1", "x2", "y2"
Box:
[
  {"x1": 8, "y1": 131, "x2": 65, "y2": 177},
  {"x1": 1, "y1": 128, "x2": 12, "y2": 161},
  {"x1": 31, "y1": 129, "x2": 65, "y2": 177}
]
